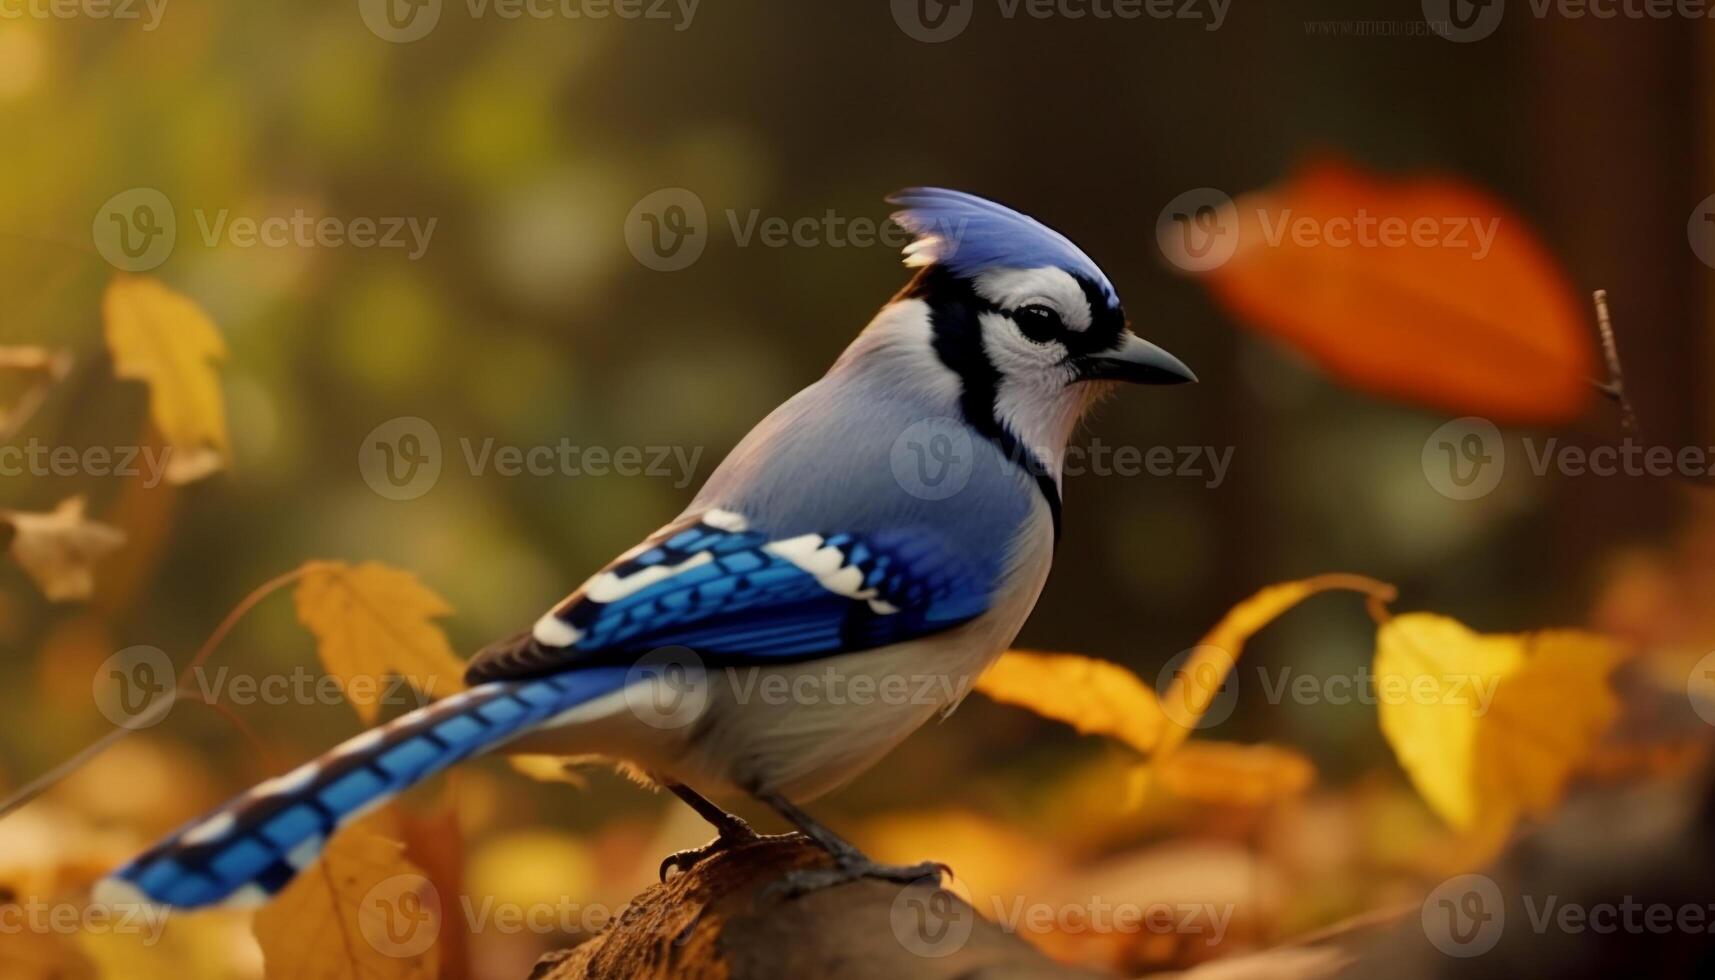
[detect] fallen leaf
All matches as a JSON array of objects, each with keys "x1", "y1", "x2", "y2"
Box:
[
  {"x1": 253, "y1": 808, "x2": 441, "y2": 980},
  {"x1": 976, "y1": 650, "x2": 1167, "y2": 755},
  {"x1": 294, "y1": 561, "x2": 468, "y2": 724},
  {"x1": 1151, "y1": 741, "x2": 1317, "y2": 807},
  {"x1": 1171, "y1": 160, "x2": 1594, "y2": 423},
  {"x1": 1374, "y1": 613, "x2": 1619, "y2": 832},
  {"x1": 103, "y1": 276, "x2": 229, "y2": 483},
  {"x1": 1157, "y1": 573, "x2": 1396, "y2": 761},
  {"x1": 1, "y1": 497, "x2": 125, "y2": 601}
]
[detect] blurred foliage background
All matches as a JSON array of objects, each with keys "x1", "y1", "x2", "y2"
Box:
[{"x1": 0, "y1": 1, "x2": 1709, "y2": 977}]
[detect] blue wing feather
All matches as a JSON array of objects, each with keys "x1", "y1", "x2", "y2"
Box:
[{"x1": 464, "y1": 513, "x2": 999, "y2": 683}]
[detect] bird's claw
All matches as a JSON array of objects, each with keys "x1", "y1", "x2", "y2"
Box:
[
  {"x1": 659, "y1": 824, "x2": 807, "y2": 881},
  {"x1": 658, "y1": 830, "x2": 747, "y2": 885},
  {"x1": 762, "y1": 858, "x2": 950, "y2": 902}
]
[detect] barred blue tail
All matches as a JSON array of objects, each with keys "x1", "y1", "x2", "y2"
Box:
[{"x1": 95, "y1": 668, "x2": 629, "y2": 910}]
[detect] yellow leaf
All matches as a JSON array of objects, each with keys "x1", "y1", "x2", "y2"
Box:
[
  {"x1": 1374, "y1": 613, "x2": 1619, "y2": 832},
  {"x1": 294, "y1": 561, "x2": 468, "y2": 724},
  {"x1": 1150, "y1": 741, "x2": 1316, "y2": 807},
  {"x1": 1157, "y1": 573, "x2": 1397, "y2": 759},
  {"x1": 507, "y1": 755, "x2": 589, "y2": 787},
  {"x1": 253, "y1": 809, "x2": 441, "y2": 980},
  {"x1": 1, "y1": 496, "x2": 125, "y2": 601},
  {"x1": 79, "y1": 909, "x2": 258, "y2": 980},
  {"x1": 102, "y1": 276, "x2": 229, "y2": 484},
  {"x1": 0, "y1": 930, "x2": 97, "y2": 980},
  {"x1": 975, "y1": 650, "x2": 1166, "y2": 754}
]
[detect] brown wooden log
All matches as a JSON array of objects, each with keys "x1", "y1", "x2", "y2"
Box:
[{"x1": 529, "y1": 834, "x2": 1109, "y2": 980}]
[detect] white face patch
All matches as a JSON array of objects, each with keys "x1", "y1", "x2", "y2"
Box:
[
  {"x1": 979, "y1": 311, "x2": 1098, "y2": 482},
  {"x1": 973, "y1": 267, "x2": 1093, "y2": 332}
]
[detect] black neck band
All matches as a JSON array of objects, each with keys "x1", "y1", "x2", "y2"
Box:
[{"x1": 895, "y1": 267, "x2": 1063, "y2": 543}]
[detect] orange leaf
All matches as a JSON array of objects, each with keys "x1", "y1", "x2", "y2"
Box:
[{"x1": 1176, "y1": 160, "x2": 1594, "y2": 423}]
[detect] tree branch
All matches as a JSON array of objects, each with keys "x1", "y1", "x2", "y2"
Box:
[{"x1": 530, "y1": 835, "x2": 1107, "y2": 980}]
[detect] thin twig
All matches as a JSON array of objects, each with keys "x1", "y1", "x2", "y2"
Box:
[
  {"x1": 0, "y1": 566, "x2": 307, "y2": 821},
  {"x1": 1589, "y1": 289, "x2": 1638, "y2": 437},
  {"x1": 0, "y1": 694, "x2": 174, "y2": 820},
  {"x1": 0, "y1": 346, "x2": 72, "y2": 445}
]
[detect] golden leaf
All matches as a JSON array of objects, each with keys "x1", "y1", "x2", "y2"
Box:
[
  {"x1": 294, "y1": 561, "x2": 469, "y2": 724},
  {"x1": 507, "y1": 755, "x2": 589, "y2": 787},
  {"x1": 1150, "y1": 741, "x2": 1316, "y2": 807},
  {"x1": 1374, "y1": 613, "x2": 1620, "y2": 832},
  {"x1": 102, "y1": 276, "x2": 229, "y2": 484},
  {"x1": 1156, "y1": 573, "x2": 1397, "y2": 760},
  {"x1": 975, "y1": 650, "x2": 1167, "y2": 755},
  {"x1": 0, "y1": 930, "x2": 98, "y2": 980},
  {"x1": 1, "y1": 496, "x2": 125, "y2": 601},
  {"x1": 253, "y1": 809, "x2": 441, "y2": 980}
]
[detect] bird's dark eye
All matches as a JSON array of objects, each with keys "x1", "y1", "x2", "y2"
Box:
[{"x1": 1013, "y1": 304, "x2": 1062, "y2": 344}]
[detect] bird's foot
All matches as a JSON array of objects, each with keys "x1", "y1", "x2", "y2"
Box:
[
  {"x1": 762, "y1": 855, "x2": 951, "y2": 901},
  {"x1": 660, "y1": 820, "x2": 798, "y2": 880}
]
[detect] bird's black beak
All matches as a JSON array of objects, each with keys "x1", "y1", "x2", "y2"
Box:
[{"x1": 1074, "y1": 333, "x2": 1197, "y2": 385}]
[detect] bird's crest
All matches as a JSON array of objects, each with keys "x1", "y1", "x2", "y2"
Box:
[{"x1": 887, "y1": 187, "x2": 1119, "y2": 307}]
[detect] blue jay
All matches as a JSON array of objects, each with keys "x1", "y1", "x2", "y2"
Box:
[{"x1": 97, "y1": 188, "x2": 1195, "y2": 909}]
